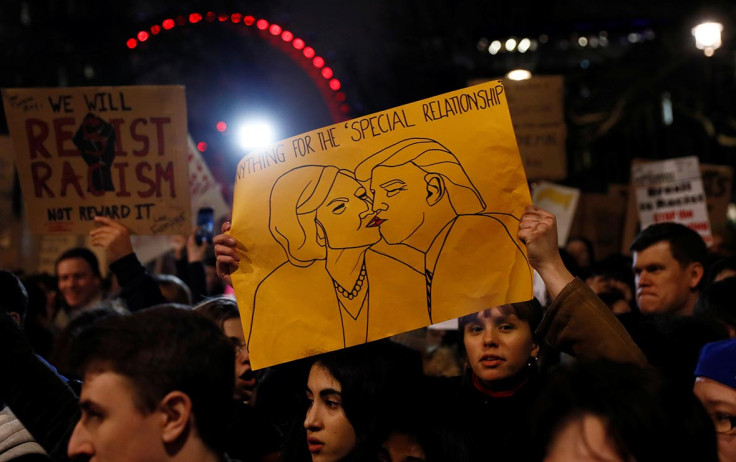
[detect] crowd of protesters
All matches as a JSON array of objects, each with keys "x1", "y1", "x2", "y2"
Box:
[{"x1": 1, "y1": 204, "x2": 736, "y2": 462}]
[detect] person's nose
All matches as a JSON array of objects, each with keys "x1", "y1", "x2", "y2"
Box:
[
  {"x1": 483, "y1": 329, "x2": 498, "y2": 347},
  {"x1": 304, "y1": 402, "x2": 323, "y2": 431},
  {"x1": 237, "y1": 346, "x2": 250, "y2": 364},
  {"x1": 67, "y1": 421, "x2": 93, "y2": 460},
  {"x1": 636, "y1": 271, "x2": 651, "y2": 288}
]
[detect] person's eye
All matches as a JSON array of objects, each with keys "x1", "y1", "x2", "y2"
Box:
[
  {"x1": 385, "y1": 186, "x2": 406, "y2": 197},
  {"x1": 498, "y1": 324, "x2": 515, "y2": 331},
  {"x1": 332, "y1": 204, "x2": 346, "y2": 214},
  {"x1": 467, "y1": 325, "x2": 483, "y2": 334},
  {"x1": 325, "y1": 398, "x2": 341, "y2": 409}
]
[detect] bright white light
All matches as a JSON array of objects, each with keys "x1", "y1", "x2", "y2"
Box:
[
  {"x1": 692, "y1": 22, "x2": 723, "y2": 56},
  {"x1": 507, "y1": 69, "x2": 532, "y2": 81},
  {"x1": 578, "y1": 36, "x2": 588, "y2": 47},
  {"x1": 237, "y1": 120, "x2": 276, "y2": 151},
  {"x1": 518, "y1": 38, "x2": 531, "y2": 53},
  {"x1": 488, "y1": 40, "x2": 502, "y2": 55},
  {"x1": 505, "y1": 38, "x2": 517, "y2": 51}
]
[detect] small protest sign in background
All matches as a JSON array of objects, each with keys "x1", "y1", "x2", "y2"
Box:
[
  {"x1": 2, "y1": 85, "x2": 191, "y2": 236},
  {"x1": 632, "y1": 156, "x2": 712, "y2": 246}
]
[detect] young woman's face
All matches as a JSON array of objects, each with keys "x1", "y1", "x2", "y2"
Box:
[
  {"x1": 463, "y1": 306, "x2": 539, "y2": 384},
  {"x1": 304, "y1": 364, "x2": 357, "y2": 462},
  {"x1": 315, "y1": 173, "x2": 381, "y2": 249}
]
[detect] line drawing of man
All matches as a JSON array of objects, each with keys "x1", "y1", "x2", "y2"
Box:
[{"x1": 354, "y1": 137, "x2": 533, "y2": 323}]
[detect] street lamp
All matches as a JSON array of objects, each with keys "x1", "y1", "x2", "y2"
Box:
[{"x1": 692, "y1": 22, "x2": 723, "y2": 57}]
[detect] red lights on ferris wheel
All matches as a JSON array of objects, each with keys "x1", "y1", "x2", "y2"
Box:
[{"x1": 125, "y1": 11, "x2": 349, "y2": 119}]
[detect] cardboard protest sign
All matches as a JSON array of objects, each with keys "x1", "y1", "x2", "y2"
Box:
[
  {"x1": 531, "y1": 181, "x2": 580, "y2": 247},
  {"x1": 632, "y1": 156, "x2": 712, "y2": 245},
  {"x1": 471, "y1": 76, "x2": 567, "y2": 180},
  {"x1": 2, "y1": 86, "x2": 191, "y2": 236},
  {"x1": 229, "y1": 80, "x2": 533, "y2": 368},
  {"x1": 128, "y1": 135, "x2": 231, "y2": 264},
  {"x1": 700, "y1": 163, "x2": 733, "y2": 236},
  {"x1": 568, "y1": 188, "x2": 628, "y2": 260},
  {"x1": 0, "y1": 137, "x2": 15, "y2": 248}
]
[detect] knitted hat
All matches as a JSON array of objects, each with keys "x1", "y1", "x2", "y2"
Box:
[{"x1": 694, "y1": 338, "x2": 736, "y2": 389}]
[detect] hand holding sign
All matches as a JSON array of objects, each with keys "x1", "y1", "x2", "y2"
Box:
[
  {"x1": 214, "y1": 221, "x2": 240, "y2": 286},
  {"x1": 518, "y1": 205, "x2": 574, "y2": 298},
  {"x1": 89, "y1": 216, "x2": 134, "y2": 264}
]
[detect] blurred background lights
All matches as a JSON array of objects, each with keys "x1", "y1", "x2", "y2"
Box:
[
  {"x1": 197, "y1": 141, "x2": 208, "y2": 152},
  {"x1": 518, "y1": 38, "x2": 531, "y2": 53},
  {"x1": 216, "y1": 121, "x2": 227, "y2": 132},
  {"x1": 507, "y1": 69, "x2": 532, "y2": 80},
  {"x1": 692, "y1": 21, "x2": 723, "y2": 57},
  {"x1": 505, "y1": 38, "x2": 517, "y2": 51},
  {"x1": 237, "y1": 120, "x2": 276, "y2": 151},
  {"x1": 488, "y1": 40, "x2": 502, "y2": 55}
]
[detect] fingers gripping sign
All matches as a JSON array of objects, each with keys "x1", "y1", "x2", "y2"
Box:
[
  {"x1": 89, "y1": 216, "x2": 135, "y2": 264},
  {"x1": 213, "y1": 221, "x2": 241, "y2": 287}
]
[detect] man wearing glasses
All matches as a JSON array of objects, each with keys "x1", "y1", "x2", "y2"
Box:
[{"x1": 694, "y1": 338, "x2": 736, "y2": 461}]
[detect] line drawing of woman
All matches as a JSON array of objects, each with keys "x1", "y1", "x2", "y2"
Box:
[{"x1": 248, "y1": 165, "x2": 429, "y2": 366}]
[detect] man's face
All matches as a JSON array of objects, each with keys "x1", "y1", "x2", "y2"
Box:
[
  {"x1": 632, "y1": 241, "x2": 700, "y2": 316},
  {"x1": 693, "y1": 377, "x2": 736, "y2": 462},
  {"x1": 369, "y1": 163, "x2": 431, "y2": 244},
  {"x1": 57, "y1": 257, "x2": 102, "y2": 309},
  {"x1": 68, "y1": 371, "x2": 167, "y2": 462}
]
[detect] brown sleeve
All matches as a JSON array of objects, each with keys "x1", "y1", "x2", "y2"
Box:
[{"x1": 536, "y1": 278, "x2": 647, "y2": 367}]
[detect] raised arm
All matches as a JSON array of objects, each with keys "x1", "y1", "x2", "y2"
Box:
[{"x1": 518, "y1": 205, "x2": 647, "y2": 366}]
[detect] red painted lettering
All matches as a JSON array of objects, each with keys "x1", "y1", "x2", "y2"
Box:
[
  {"x1": 26, "y1": 119, "x2": 51, "y2": 159},
  {"x1": 130, "y1": 118, "x2": 149, "y2": 156},
  {"x1": 30, "y1": 161, "x2": 54, "y2": 197}
]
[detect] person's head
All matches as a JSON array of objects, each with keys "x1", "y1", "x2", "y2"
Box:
[
  {"x1": 194, "y1": 296, "x2": 256, "y2": 402},
  {"x1": 565, "y1": 236, "x2": 595, "y2": 270},
  {"x1": 694, "y1": 276, "x2": 736, "y2": 338},
  {"x1": 204, "y1": 254, "x2": 225, "y2": 295},
  {"x1": 536, "y1": 360, "x2": 718, "y2": 462},
  {"x1": 694, "y1": 338, "x2": 736, "y2": 462},
  {"x1": 0, "y1": 269, "x2": 28, "y2": 325},
  {"x1": 354, "y1": 138, "x2": 484, "y2": 247},
  {"x1": 270, "y1": 166, "x2": 380, "y2": 267},
  {"x1": 67, "y1": 306, "x2": 234, "y2": 462},
  {"x1": 707, "y1": 256, "x2": 736, "y2": 285},
  {"x1": 302, "y1": 342, "x2": 421, "y2": 462},
  {"x1": 458, "y1": 299, "x2": 542, "y2": 386},
  {"x1": 154, "y1": 274, "x2": 192, "y2": 305},
  {"x1": 629, "y1": 223, "x2": 706, "y2": 316},
  {"x1": 55, "y1": 247, "x2": 103, "y2": 310}
]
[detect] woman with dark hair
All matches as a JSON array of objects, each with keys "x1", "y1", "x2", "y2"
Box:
[
  {"x1": 445, "y1": 206, "x2": 647, "y2": 461},
  {"x1": 282, "y1": 341, "x2": 426, "y2": 462},
  {"x1": 535, "y1": 360, "x2": 717, "y2": 461}
]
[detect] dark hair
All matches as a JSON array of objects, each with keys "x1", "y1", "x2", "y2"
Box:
[
  {"x1": 566, "y1": 236, "x2": 595, "y2": 265},
  {"x1": 194, "y1": 296, "x2": 240, "y2": 329},
  {"x1": 457, "y1": 298, "x2": 543, "y2": 358},
  {"x1": 55, "y1": 247, "x2": 101, "y2": 278},
  {"x1": 155, "y1": 274, "x2": 192, "y2": 305},
  {"x1": 69, "y1": 306, "x2": 235, "y2": 451},
  {"x1": 706, "y1": 256, "x2": 736, "y2": 285},
  {"x1": 533, "y1": 360, "x2": 718, "y2": 461},
  {"x1": 282, "y1": 341, "x2": 423, "y2": 462},
  {"x1": 0, "y1": 270, "x2": 29, "y2": 324},
  {"x1": 694, "y1": 275, "x2": 736, "y2": 330},
  {"x1": 629, "y1": 222, "x2": 707, "y2": 269}
]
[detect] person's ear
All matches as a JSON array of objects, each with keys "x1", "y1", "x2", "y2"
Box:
[
  {"x1": 315, "y1": 220, "x2": 326, "y2": 248},
  {"x1": 530, "y1": 342, "x2": 540, "y2": 360},
  {"x1": 687, "y1": 262, "x2": 704, "y2": 290},
  {"x1": 8, "y1": 312, "x2": 21, "y2": 326},
  {"x1": 424, "y1": 174, "x2": 445, "y2": 206},
  {"x1": 159, "y1": 391, "x2": 192, "y2": 444}
]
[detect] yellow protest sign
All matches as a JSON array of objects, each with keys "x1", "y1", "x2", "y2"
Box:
[
  {"x1": 2, "y1": 86, "x2": 191, "y2": 235},
  {"x1": 230, "y1": 81, "x2": 533, "y2": 369}
]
